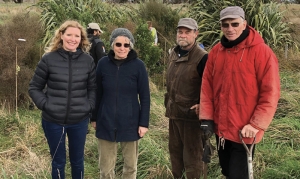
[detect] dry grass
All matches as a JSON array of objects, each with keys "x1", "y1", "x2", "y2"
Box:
[{"x1": 0, "y1": 111, "x2": 50, "y2": 177}]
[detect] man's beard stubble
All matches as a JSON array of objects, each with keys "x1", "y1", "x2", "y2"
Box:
[{"x1": 177, "y1": 38, "x2": 190, "y2": 48}]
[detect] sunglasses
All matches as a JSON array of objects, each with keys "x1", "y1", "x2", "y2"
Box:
[
  {"x1": 115, "y1": 42, "x2": 130, "y2": 48},
  {"x1": 221, "y1": 22, "x2": 241, "y2": 28}
]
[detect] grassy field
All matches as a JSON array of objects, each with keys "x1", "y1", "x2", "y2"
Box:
[{"x1": 1, "y1": 1, "x2": 300, "y2": 179}]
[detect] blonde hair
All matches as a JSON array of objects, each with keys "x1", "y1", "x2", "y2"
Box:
[{"x1": 45, "y1": 20, "x2": 90, "y2": 53}]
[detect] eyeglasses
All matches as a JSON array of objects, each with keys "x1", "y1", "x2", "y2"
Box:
[
  {"x1": 115, "y1": 42, "x2": 130, "y2": 48},
  {"x1": 221, "y1": 22, "x2": 241, "y2": 28}
]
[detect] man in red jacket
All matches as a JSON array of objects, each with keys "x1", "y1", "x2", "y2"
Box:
[{"x1": 199, "y1": 6, "x2": 280, "y2": 179}]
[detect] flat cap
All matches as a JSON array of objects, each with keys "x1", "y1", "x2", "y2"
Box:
[
  {"x1": 177, "y1": 18, "x2": 198, "y2": 30},
  {"x1": 220, "y1": 6, "x2": 245, "y2": 21}
]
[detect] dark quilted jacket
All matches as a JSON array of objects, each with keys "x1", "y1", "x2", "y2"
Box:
[{"x1": 29, "y1": 48, "x2": 97, "y2": 124}]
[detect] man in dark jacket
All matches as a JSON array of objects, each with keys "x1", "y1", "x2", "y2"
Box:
[
  {"x1": 165, "y1": 18, "x2": 208, "y2": 179},
  {"x1": 87, "y1": 22, "x2": 106, "y2": 67}
]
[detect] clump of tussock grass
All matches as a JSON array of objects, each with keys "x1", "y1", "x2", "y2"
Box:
[{"x1": 0, "y1": 136, "x2": 50, "y2": 177}]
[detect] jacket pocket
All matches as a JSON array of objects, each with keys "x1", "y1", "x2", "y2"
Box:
[{"x1": 174, "y1": 94, "x2": 198, "y2": 119}]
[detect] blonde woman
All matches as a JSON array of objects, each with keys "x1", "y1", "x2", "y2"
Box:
[{"x1": 29, "y1": 20, "x2": 96, "y2": 179}]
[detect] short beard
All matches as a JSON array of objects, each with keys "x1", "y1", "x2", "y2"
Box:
[{"x1": 177, "y1": 39, "x2": 189, "y2": 48}]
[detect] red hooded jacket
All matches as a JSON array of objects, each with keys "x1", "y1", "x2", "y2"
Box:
[{"x1": 199, "y1": 26, "x2": 280, "y2": 144}]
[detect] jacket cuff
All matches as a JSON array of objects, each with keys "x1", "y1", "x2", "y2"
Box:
[{"x1": 250, "y1": 123, "x2": 263, "y2": 131}]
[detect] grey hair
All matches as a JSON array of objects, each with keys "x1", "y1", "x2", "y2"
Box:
[{"x1": 110, "y1": 36, "x2": 134, "y2": 49}]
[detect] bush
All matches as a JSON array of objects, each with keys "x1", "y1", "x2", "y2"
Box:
[
  {"x1": 34, "y1": 0, "x2": 131, "y2": 45},
  {"x1": 134, "y1": 22, "x2": 163, "y2": 75},
  {"x1": 138, "y1": 1, "x2": 182, "y2": 49},
  {"x1": 0, "y1": 12, "x2": 43, "y2": 110}
]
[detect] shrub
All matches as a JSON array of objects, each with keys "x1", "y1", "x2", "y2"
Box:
[
  {"x1": 134, "y1": 22, "x2": 163, "y2": 75},
  {"x1": 34, "y1": 0, "x2": 131, "y2": 46},
  {"x1": 0, "y1": 12, "x2": 43, "y2": 110}
]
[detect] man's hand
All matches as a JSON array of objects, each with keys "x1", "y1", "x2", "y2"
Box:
[
  {"x1": 200, "y1": 120, "x2": 215, "y2": 140},
  {"x1": 241, "y1": 124, "x2": 259, "y2": 138},
  {"x1": 190, "y1": 104, "x2": 199, "y2": 115}
]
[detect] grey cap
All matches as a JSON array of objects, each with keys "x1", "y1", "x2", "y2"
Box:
[
  {"x1": 88, "y1": 23, "x2": 103, "y2": 33},
  {"x1": 110, "y1": 28, "x2": 135, "y2": 45},
  {"x1": 177, "y1": 18, "x2": 198, "y2": 30},
  {"x1": 220, "y1": 6, "x2": 245, "y2": 21}
]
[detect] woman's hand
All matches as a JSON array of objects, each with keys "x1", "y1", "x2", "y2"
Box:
[
  {"x1": 91, "y1": 121, "x2": 96, "y2": 130},
  {"x1": 138, "y1": 126, "x2": 148, "y2": 137}
]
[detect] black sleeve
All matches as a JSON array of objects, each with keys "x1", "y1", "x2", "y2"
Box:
[
  {"x1": 197, "y1": 54, "x2": 208, "y2": 79},
  {"x1": 28, "y1": 57, "x2": 48, "y2": 110},
  {"x1": 95, "y1": 42, "x2": 106, "y2": 64},
  {"x1": 91, "y1": 65, "x2": 103, "y2": 122}
]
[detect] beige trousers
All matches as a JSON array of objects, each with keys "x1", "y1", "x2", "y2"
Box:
[{"x1": 98, "y1": 139, "x2": 139, "y2": 179}]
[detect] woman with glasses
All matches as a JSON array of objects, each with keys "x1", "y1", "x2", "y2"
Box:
[{"x1": 91, "y1": 28, "x2": 150, "y2": 179}]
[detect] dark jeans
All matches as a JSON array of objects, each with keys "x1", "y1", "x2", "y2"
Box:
[
  {"x1": 42, "y1": 118, "x2": 89, "y2": 179},
  {"x1": 216, "y1": 135, "x2": 255, "y2": 179},
  {"x1": 169, "y1": 119, "x2": 204, "y2": 179}
]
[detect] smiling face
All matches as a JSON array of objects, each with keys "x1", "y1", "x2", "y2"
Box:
[
  {"x1": 176, "y1": 27, "x2": 198, "y2": 50},
  {"x1": 61, "y1": 27, "x2": 81, "y2": 52},
  {"x1": 113, "y1": 36, "x2": 131, "y2": 60},
  {"x1": 221, "y1": 18, "x2": 247, "y2": 41}
]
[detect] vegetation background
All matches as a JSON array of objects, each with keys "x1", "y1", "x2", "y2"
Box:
[{"x1": 0, "y1": 0, "x2": 300, "y2": 178}]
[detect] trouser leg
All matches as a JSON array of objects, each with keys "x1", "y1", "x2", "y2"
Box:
[
  {"x1": 68, "y1": 118, "x2": 89, "y2": 179},
  {"x1": 121, "y1": 141, "x2": 138, "y2": 179},
  {"x1": 216, "y1": 135, "x2": 255, "y2": 179},
  {"x1": 42, "y1": 119, "x2": 66, "y2": 179},
  {"x1": 169, "y1": 119, "x2": 204, "y2": 179},
  {"x1": 169, "y1": 119, "x2": 184, "y2": 179},
  {"x1": 182, "y1": 121, "x2": 203, "y2": 179},
  {"x1": 98, "y1": 139, "x2": 118, "y2": 179}
]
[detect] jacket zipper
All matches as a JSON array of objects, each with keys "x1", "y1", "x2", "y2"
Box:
[
  {"x1": 114, "y1": 66, "x2": 120, "y2": 141},
  {"x1": 64, "y1": 55, "x2": 72, "y2": 124}
]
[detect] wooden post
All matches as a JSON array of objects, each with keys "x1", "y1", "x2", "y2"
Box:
[
  {"x1": 285, "y1": 43, "x2": 288, "y2": 60},
  {"x1": 15, "y1": 45, "x2": 19, "y2": 119}
]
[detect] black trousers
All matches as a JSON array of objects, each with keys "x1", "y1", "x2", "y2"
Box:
[{"x1": 216, "y1": 135, "x2": 255, "y2": 179}]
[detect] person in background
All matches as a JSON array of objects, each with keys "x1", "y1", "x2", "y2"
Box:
[
  {"x1": 165, "y1": 18, "x2": 208, "y2": 179},
  {"x1": 199, "y1": 6, "x2": 280, "y2": 179},
  {"x1": 91, "y1": 28, "x2": 150, "y2": 179},
  {"x1": 87, "y1": 22, "x2": 106, "y2": 67},
  {"x1": 147, "y1": 21, "x2": 158, "y2": 46},
  {"x1": 28, "y1": 20, "x2": 96, "y2": 179},
  {"x1": 199, "y1": 42, "x2": 205, "y2": 49}
]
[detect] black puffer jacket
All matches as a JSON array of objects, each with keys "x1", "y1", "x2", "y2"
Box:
[{"x1": 29, "y1": 48, "x2": 97, "y2": 125}]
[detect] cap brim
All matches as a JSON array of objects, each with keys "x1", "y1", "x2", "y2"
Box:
[
  {"x1": 99, "y1": 29, "x2": 103, "y2": 33},
  {"x1": 220, "y1": 15, "x2": 241, "y2": 21},
  {"x1": 177, "y1": 25, "x2": 196, "y2": 30}
]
